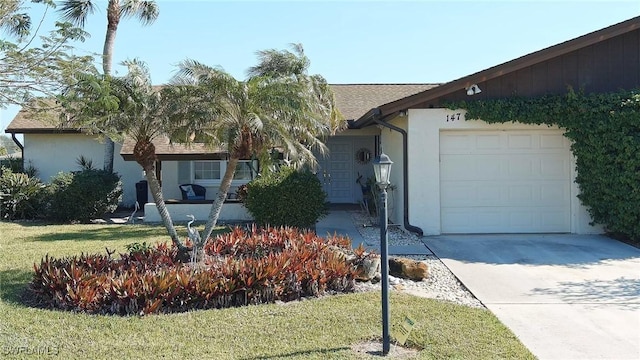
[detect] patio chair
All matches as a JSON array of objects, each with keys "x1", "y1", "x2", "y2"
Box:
[{"x1": 179, "y1": 184, "x2": 207, "y2": 200}]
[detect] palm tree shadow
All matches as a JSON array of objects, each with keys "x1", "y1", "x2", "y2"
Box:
[
  {"x1": 27, "y1": 225, "x2": 169, "y2": 242},
  {"x1": 530, "y1": 277, "x2": 640, "y2": 310},
  {"x1": 239, "y1": 346, "x2": 351, "y2": 360},
  {"x1": 0, "y1": 268, "x2": 32, "y2": 305}
]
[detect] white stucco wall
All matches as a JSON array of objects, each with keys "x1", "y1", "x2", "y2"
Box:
[
  {"x1": 144, "y1": 202, "x2": 251, "y2": 223},
  {"x1": 23, "y1": 134, "x2": 144, "y2": 207},
  {"x1": 401, "y1": 108, "x2": 601, "y2": 235},
  {"x1": 159, "y1": 161, "x2": 182, "y2": 200},
  {"x1": 379, "y1": 117, "x2": 406, "y2": 226}
]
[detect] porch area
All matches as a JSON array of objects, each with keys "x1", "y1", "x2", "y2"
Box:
[{"x1": 143, "y1": 200, "x2": 252, "y2": 223}]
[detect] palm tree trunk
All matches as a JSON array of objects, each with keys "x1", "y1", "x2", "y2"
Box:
[
  {"x1": 102, "y1": 0, "x2": 119, "y2": 173},
  {"x1": 202, "y1": 157, "x2": 239, "y2": 242},
  {"x1": 103, "y1": 0, "x2": 118, "y2": 75},
  {"x1": 144, "y1": 164, "x2": 184, "y2": 250},
  {"x1": 103, "y1": 138, "x2": 115, "y2": 173}
]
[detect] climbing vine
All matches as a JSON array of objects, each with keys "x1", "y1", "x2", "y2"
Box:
[{"x1": 449, "y1": 89, "x2": 640, "y2": 240}]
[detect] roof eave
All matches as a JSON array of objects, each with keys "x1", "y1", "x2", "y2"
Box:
[
  {"x1": 121, "y1": 152, "x2": 231, "y2": 162},
  {"x1": 5, "y1": 128, "x2": 83, "y2": 134},
  {"x1": 350, "y1": 108, "x2": 382, "y2": 129}
]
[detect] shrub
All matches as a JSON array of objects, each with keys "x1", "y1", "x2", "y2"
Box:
[
  {"x1": 125, "y1": 242, "x2": 154, "y2": 254},
  {"x1": 29, "y1": 227, "x2": 363, "y2": 315},
  {"x1": 0, "y1": 167, "x2": 46, "y2": 220},
  {"x1": 46, "y1": 169, "x2": 122, "y2": 223},
  {"x1": 243, "y1": 166, "x2": 327, "y2": 229},
  {"x1": 0, "y1": 155, "x2": 23, "y2": 173}
]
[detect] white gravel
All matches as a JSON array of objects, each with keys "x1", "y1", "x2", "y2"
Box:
[{"x1": 349, "y1": 211, "x2": 485, "y2": 309}]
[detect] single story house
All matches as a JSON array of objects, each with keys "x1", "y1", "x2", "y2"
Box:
[{"x1": 5, "y1": 16, "x2": 640, "y2": 235}]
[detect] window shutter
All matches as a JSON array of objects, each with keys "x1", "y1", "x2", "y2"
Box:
[{"x1": 178, "y1": 161, "x2": 191, "y2": 184}]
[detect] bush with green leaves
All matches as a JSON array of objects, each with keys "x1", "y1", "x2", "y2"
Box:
[
  {"x1": 46, "y1": 169, "x2": 122, "y2": 223},
  {"x1": 451, "y1": 89, "x2": 640, "y2": 240},
  {"x1": 244, "y1": 166, "x2": 327, "y2": 229},
  {"x1": 0, "y1": 155, "x2": 23, "y2": 173},
  {"x1": 0, "y1": 167, "x2": 46, "y2": 220}
]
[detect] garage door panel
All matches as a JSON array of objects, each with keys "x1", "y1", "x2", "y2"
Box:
[
  {"x1": 442, "y1": 181, "x2": 569, "y2": 207},
  {"x1": 540, "y1": 134, "x2": 567, "y2": 149},
  {"x1": 508, "y1": 158, "x2": 535, "y2": 178},
  {"x1": 442, "y1": 155, "x2": 569, "y2": 181},
  {"x1": 508, "y1": 185, "x2": 533, "y2": 202},
  {"x1": 440, "y1": 130, "x2": 571, "y2": 233},
  {"x1": 441, "y1": 155, "x2": 504, "y2": 180},
  {"x1": 476, "y1": 134, "x2": 502, "y2": 149},
  {"x1": 507, "y1": 134, "x2": 534, "y2": 149},
  {"x1": 441, "y1": 207, "x2": 570, "y2": 233},
  {"x1": 541, "y1": 157, "x2": 570, "y2": 178},
  {"x1": 441, "y1": 134, "x2": 472, "y2": 152}
]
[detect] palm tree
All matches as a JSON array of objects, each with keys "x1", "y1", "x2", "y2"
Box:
[
  {"x1": 58, "y1": 0, "x2": 159, "y2": 173},
  {"x1": 169, "y1": 44, "x2": 342, "y2": 244},
  {"x1": 0, "y1": 0, "x2": 31, "y2": 39},
  {"x1": 59, "y1": 60, "x2": 184, "y2": 252}
]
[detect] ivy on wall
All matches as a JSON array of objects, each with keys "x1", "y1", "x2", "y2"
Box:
[{"x1": 449, "y1": 89, "x2": 640, "y2": 240}]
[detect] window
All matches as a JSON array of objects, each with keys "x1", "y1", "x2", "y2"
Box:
[
  {"x1": 194, "y1": 161, "x2": 221, "y2": 180},
  {"x1": 233, "y1": 161, "x2": 253, "y2": 180},
  {"x1": 192, "y1": 160, "x2": 256, "y2": 183}
]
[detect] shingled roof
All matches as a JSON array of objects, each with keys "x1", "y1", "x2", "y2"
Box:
[
  {"x1": 4, "y1": 102, "x2": 80, "y2": 134},
  {"x1": 331, "y1": 84, "x2": 437, "y2": 120},
  {"x1": 120, "y1": 136, "x2": 228, "y2": 161},
  {"x1": 5, "y1": 84, "x2": 436, "y2": 158}
]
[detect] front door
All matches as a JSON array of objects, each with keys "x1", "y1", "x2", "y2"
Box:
[{"x1": 317, "y1": 138, "x2": 354, "y2": 203}]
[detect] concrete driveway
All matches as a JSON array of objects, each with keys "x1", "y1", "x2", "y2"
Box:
[{"x1": 423, "y1": 234, "x2": 640, "y2": 360}]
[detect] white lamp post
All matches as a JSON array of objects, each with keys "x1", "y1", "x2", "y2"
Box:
[{"x1": 373, "y1": 152, "x2": 393, "y2": 355}]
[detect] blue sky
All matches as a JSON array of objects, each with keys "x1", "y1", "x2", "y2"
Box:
[{"x1": 2, "y1": 0, "x2": 639, "y2": 133}]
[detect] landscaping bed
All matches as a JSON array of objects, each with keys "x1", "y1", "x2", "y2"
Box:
[{"x1": 28, "y1": 226, "x2": 365, "y2": 315}]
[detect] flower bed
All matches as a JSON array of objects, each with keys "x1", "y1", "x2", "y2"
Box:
[{"x1": 29, "y1": 227, "x2": 364, "y2": 315}]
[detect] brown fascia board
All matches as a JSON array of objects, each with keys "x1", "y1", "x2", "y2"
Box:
[
  {"x1": 5, "y1": 128, "x2": 82, "y2": 134},
  {"x1": 352, "y1": 15, "x2": 640, "y2": 127},
  {"x1": 121, "y1": 153, "x2": 230, "y2": 162}
]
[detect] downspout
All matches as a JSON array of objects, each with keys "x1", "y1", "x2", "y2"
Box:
[
  {"x1": 371, "y1": 110, "x2": 424, "y2": 237},
  {"x1": 10, "y1": 133, "x2": 24, "y2": 169},
  {"x1": 11, "y1": 133, "x2": 23, "y2": 151}
]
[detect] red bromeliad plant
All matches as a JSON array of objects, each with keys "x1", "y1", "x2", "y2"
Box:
[{"x1": 29, "y1": 227, "x2": 367, "y2": 315}]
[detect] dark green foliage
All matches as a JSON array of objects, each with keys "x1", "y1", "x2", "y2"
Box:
[
  {"x1": 0, "y1": 168, "x2": 46, "y2": 220},
  {"x1": 451, "y1": 89, "x2": 640, "y2": 240},
  {"x1": 29, "y1": 227, "x2": 362, "y2": 315},
  {"x1": 0, "y1": 155, "x2": 23, "y2": 173},
  {"x1": 46, "y1": 169, "x2": 122, "y2": 223},
  {"x1": 125, "y1": 242, "x2": 154, "y2": 254},
  {"x1": 243, "y1": 166, "x2": 327, "y2": 229}
]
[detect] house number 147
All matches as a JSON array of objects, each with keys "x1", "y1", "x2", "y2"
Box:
[{"x1": 446, "y1": 113, "x2": 462, "y2": 122}]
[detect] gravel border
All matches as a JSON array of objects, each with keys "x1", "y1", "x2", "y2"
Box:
[{"x1": 349, "y1": 211, "x2": 484, "y2": 308}]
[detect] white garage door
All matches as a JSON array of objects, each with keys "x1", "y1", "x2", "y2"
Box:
[{"x1": 440, "y1": 130, "x2": 571, "y2": 233}]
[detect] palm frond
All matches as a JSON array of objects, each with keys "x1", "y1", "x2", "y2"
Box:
[
  {"x1": 246, "y1": 43, "x2": 310, "y2": 79},
  {"x1": 58, "y1": 0, "x2": 95, "y2": 27},
  {"x1": 168, "y1": 45, "x2": 341, "y2": 170},
  {"x1": 122, "y1": 0, "x2": 159, "y2": 25},
  {"x1": 171, "y1": 59, "x2": 231, "y2": 86},
  {"x1": 1, "y1": 12, "x2": 31, "y2": 39},
  {"x1": 120, "y1": 58, "x2": 152, "y2": 90}
]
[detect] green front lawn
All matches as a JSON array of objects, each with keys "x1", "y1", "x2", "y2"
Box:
[{"x1": 0, "y1": 221, "x2": 535, "y2": 359}]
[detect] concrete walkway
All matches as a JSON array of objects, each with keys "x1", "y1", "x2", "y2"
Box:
[
  {"x1": 316, "y1": 211, "x2": 431, "y2": 255},
  {"x1": 423, "y1": 234, "x2": 640, "y2": 360},
  {"x1": 316, "y1": 210, "x2": 367, "y2": 247}
]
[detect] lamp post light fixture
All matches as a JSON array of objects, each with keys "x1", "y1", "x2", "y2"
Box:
[{"x1": 373, "y1": 152, "x2": 393, "y2": 355}]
